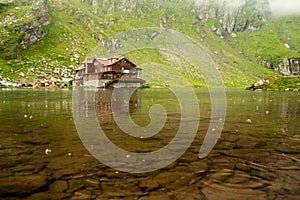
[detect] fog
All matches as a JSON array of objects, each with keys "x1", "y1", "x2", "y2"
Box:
[
  {"x1": 195, "y1": 0, "x2": 300, "y2": 16},
  {"x1": 194, "y1": 0, "x2": 246, "y2": 8},
  {"x1": 269, "y1": 0, "x2": 300, "y2": 16}
]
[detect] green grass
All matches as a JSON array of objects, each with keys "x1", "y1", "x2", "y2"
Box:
[
  {"x1": 255, "y1": 76, "x2": 300, "y2": 91},
  {"x1": 0, "y1": 0, "x2": 299, "y2": 88},
  {"x1": 227, "y1": 21, "x2": 299, "y2": 67}
]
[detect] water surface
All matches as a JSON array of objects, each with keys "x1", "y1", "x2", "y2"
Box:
[{"x1": 0, "y1": 88, "x2": 299, "y2": 199}]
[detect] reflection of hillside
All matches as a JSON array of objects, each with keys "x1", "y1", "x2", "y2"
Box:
[{"x1": 95, "y1": 89, "x2": 141, "y2": 117}]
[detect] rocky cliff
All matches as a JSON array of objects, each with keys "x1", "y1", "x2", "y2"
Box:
[
  {"x1": 279, "y1": 57, "x2": 300, "y2": 76},
  {"x1": 0, "y1": 0, "x2": 51, "y2": 59},
  {"x1": 195, "y1": 0, "x2": 268, "y2": 37}
]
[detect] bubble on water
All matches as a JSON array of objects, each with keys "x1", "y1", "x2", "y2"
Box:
[
  {"x1": 67, "y1": 152, "x2": 72, "y2": 156},
  {"x1": 265, "y1": 110, "x2": 270, "y2": 115},
  {"x1": 45, "y1": 149, "x2": 52, "y2": 155},
  {"x1": 29, "y1": 116, "x2": 33, "y2": 119},
  {"x1": 24, "y1": 114, "x2": 28, "y2": 118},
  {"x1": 246, "y1": 119, "x2": 252, "y2": 123}
]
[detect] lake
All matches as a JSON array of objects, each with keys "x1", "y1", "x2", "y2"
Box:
[{"x1": 0, "y1": 88, "x2": 299, "y2": 199}]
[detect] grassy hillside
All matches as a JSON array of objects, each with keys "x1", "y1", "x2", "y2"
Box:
[
  {"x1": 227, "y1": 20, "x2": 299, "y2": 66},
  {"x1": 0, "y1": 0, "x2": 299, "y2": 87}
]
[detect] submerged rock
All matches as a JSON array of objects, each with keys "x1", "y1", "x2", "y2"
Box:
[{"x1": 0, "y1": 175, "x2": 48, "y2": 196}]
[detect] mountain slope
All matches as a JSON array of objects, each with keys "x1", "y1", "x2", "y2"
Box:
[{"x1": 0, "y1": 0, "x2": 299, "y2": 87}]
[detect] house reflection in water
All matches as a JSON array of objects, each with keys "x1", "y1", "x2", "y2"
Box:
[{"x1": 95, "y1": 89, "x2": 141, "y2": 117}]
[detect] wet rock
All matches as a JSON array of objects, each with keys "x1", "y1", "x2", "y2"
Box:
[
  {"x1": 85, "y1": 178, "x2": 99, "y2": 185},
  {"x1": 208, "y1": 169, "x2": 233, "y2": 183},
  {"x1": 235, "y1": 163, "x2": 250, "y2": 172},
  {"x1": 105, "y1": 169, "x2": 126, "y2": 178},
  {"x1": 139, "y1": 192, "x2": 170, "y2": 200},
  {"x1": 247, "y1": 179, "x2": 270, "y2": 189},
  {"x1": 154, "y1": 171, "x2": 192, "y2": 186},
  {"x1": 67, "y1": 179, "x2": 86, "y2": 193},
  {"x1": 173, "y1": 186, "x2": 206, "y2": 200},
  {"x1": 13, "y1": 164, "x2": 35, "y2": 173},
  {"x1": 53, "y1": 168, "x2": 81, "y2": 179},
  {"x1": 188, "y1": 161, "x2": 209, "y2": 175},
  {"x1": 139, "y1": 177, "x2": 159, "y2": 191},
  {"x1": 49, "y1": 180, "x2": 68, "y2": 193},
  {"x1": 0, "y1": 175, "x2": 47, "y2": 196},
  {"x1": 201, "y1": 185, "x2": 267, "y2": 200},
  {"x1": 100, "y1": 188, "x2": 127, "y2": 198},
  {"x1": 49, "y1": 192, "x2": 70, "y2": 200},
  {"x1": 72, "y1": 190, "x2": 94, "y2": 199},
  {"x1": 228, "y1": 171, "x2": 251, "y2": 184},
  {"x1": 25, "y1": 192, "x2": 50, "y2": 200},
  {"x1": 178, "y1": 152, "x2": 198, "y2": 163}
]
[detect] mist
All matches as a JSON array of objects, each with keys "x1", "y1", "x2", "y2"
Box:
[
  {"x1": 194, "y1": 0, "x2": 246, "y2": 8},
  {"x1": 269, "y1": 0, "x2": 300, "y2": 16},
  {"x1": 195, "y1": 0, "x2": 300, "y2": 16}
]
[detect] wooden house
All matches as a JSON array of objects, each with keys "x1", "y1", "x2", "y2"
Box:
[{"x1": 74, "y1": 57, "x2": 145, "y2": 87}]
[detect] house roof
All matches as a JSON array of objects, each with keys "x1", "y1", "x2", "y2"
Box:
[
  {"x1": 94, "y1": 57, "x2": 137, "y2": 67},
  {"x1": 75, "y1": 66, "x2": 85, "y2": 71}
]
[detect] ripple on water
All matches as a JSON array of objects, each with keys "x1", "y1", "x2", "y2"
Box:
[{"x1": 202, "y1": 168, "x2": 269, "y2": 199}]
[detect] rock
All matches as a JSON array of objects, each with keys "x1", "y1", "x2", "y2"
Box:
[
  {"x1": 188, "y1": 161, "x2": 209, "y2": 175},
  {"x1": 195, "y1": 1, "x2": 265, "y2": 35},
  {"x1": 231, "y1": 33, "x2": 237, "y2": 38},
  {"x1": 25, "y1": 192, "x2": 50, "y2": 200},
  {"x1": 228, "y1": 171, "x2": 251, "y2": 184},
  {"x1": 139, "y1": 177, "x2": 160, "y2": 191},
  {"x1": 139, "y1": 192, "x2": 170, "y2": 200},
  {"x1": 49, "y1": 180, "x2": 68, "y2": 193},
  {"x1": 284, "y1": 43, "x2": 290, "y2": 49},
  {"x1": 72, "y1": 190, "x2": 94, "y2": 200},
  {"x1": 207, "y1": 169, "x2": 234, "y2": 183},
  {"x1": 278, "y1": 57, "x2": 300, "y2": 76},
  {"x1": 19, "y1": 0, "x2": 52, "y2": 49},
  {"x1": 154, "y1": 171, "x2": 191, "y2": 186},
  {"x1": 67, "y1": 179, "x2": 85, "y2": 193},
  {"x1": 248, "y1": 79, "x2": 271, "y2": 90},
  {"x1": 53, "y1": 168, "x2": 81, "y2": 179},
  {"x1": 0, "y1": 175, "x2": 48, "y2": 196}
]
